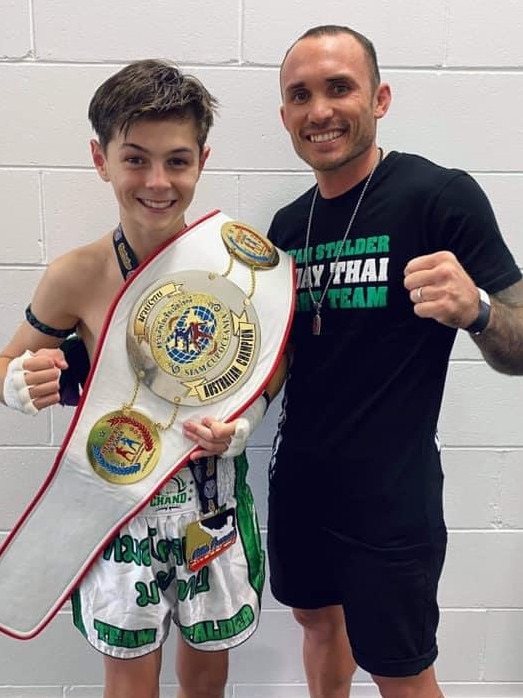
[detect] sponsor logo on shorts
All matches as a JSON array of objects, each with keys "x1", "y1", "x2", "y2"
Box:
[
  {"x1": 185, "y1": 508, "x2": 237, "y2": 572},
  {"x1": 145, "y1": 473, "x2": 195, "y2": 514}
]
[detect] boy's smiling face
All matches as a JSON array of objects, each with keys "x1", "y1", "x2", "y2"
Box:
[{"x1": 91, "y1": 116, "x2": 209, "y2": 243}]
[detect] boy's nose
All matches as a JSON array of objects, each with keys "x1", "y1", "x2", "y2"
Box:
[{"x1": 146, "y1": 164, "x2": 170, "y2": 189}]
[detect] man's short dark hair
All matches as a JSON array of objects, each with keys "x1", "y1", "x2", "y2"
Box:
[{"x1": 282, "y1": 25, "x2": 381, "y2": 90}]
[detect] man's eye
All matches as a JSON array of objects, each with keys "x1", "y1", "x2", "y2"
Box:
[
  {"x1": 291, "y1": 91, "x2": 309, "y2": 104},
  {"x1": 332, "y1": 83, "x2": 350, "y2": 96}
]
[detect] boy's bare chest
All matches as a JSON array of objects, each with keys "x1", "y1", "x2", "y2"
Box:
[{"x1": 79, "y1": 272, "x2": 124, "y2": 358}]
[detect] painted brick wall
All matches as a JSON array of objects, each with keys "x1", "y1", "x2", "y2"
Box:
[{"x1": 1, "y1": 1, "x2": 523, "y2": 696}]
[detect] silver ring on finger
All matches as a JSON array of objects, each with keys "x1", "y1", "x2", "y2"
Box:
[{"x1": 417, "y1": 286, "x2": 424, "y2": 302}]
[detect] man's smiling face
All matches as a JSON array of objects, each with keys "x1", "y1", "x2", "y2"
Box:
[{"x1": 280, "y1": 32, "x2": 387, "y2": 177}]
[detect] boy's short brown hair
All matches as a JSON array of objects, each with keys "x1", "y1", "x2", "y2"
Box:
[{"x1": 88, "y1": 59, "x2": 218, "y2": 151}]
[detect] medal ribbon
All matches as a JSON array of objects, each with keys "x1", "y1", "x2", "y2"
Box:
[
  {"x1": 113, "y1": 224, "x2": 140, "y2": 280},
  {"x1": 189, "y1": 457, "x2": 219, "y2": 515},
  {"x1": 112, "y1": 224, "x2": 219, "y2": 513}
]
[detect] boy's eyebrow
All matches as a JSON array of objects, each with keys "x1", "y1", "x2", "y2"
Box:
[{"x1": 120, "y1": 141, "x2": 194, "y2": 155}]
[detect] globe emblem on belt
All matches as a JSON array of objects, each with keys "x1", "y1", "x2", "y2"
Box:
[{"x1": 127, "y1": 270, "x2": 260, "y2": 406}]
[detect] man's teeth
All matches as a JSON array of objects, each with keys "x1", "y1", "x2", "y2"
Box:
[
  {"x1": 142, "y1": 199, "x2": 173, "y2": 209},
  {"x1": 309, "y1": 131, "x2": 342, "y2": 143}
]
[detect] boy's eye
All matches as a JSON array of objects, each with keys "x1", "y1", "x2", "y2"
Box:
[
  {"x1": 125, "y1": 156, "x2": 144, "y2": 165},
  {"x1": 168, "y1": 158, "x2": 190, "y2": 167}
]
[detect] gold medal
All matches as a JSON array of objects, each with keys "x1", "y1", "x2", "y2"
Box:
[{"x1": 86, "y1": 409, "x2": 160, "y2": 485}]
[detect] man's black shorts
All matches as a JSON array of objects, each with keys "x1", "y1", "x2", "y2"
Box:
[{"x1": 268, "y1": 473, "x2": 447, "y2": 678}]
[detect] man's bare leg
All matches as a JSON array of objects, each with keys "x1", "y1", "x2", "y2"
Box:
[
  {"x1": 293, "y1": 605, "x2": 357, "y2": 698},
  {"x1": 103, "y1": 648, "x2": 162, "y2": 698},
  {"x1": 372, "y1": 665, "x2": 444, "y2": 698},
  {"x1": 175, "y1": 634, "x2": 228, "y2": 698}
]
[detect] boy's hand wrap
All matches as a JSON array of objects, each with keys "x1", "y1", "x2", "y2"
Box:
[
  {"x1": 3, "y1": 350, "x2": 39, "y2": 416},
  {"x1": 221, "y1": 393, "x2": 268, "y2": 457}
]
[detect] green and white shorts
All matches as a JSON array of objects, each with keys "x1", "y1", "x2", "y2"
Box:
[{"x1": 71, "y1": 453, "x2": 265, "y2": 658}]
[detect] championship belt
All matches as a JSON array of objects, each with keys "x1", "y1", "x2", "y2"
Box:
[{"x1": 0, "y1": 210, "x2": 295, "y2": 639}]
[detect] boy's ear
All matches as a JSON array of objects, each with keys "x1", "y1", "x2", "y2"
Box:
[
  {"x1": 90, "y1": 139, "x2": 110, "y2": 181},
  {"x1": 198, "y1": 145, "x2": 211, "y2": 174}
]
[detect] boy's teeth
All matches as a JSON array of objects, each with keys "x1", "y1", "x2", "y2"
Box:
[{"x1": 143, "y1": 199, "x2": 172, "y2": 209}]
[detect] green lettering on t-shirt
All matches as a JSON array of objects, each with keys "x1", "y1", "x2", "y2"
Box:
[{"x1": 330, "y1": 285, "x2": 388, "y2": 309}]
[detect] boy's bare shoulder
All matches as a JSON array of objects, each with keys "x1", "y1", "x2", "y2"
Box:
[
  {"x1": 1, "y1": 235, "x2": 115, "y2": 358},
  {"x1": 46, "y1": 235, "x2": 113, "y2": 290},
  {"x1": 30, "y1": 233, "x2": 115, "y2": 327}
]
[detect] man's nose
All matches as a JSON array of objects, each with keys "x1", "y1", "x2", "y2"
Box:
[{"x1": 308, "y1": 96, "x2": 334, "y2": 124}]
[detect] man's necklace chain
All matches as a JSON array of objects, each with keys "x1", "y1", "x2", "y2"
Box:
[{"x1": 304, "y1": 148, "x2": 383, "y2": 336}]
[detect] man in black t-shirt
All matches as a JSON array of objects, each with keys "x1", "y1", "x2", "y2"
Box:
[{"x1": 267, "y1": 24, "x2": 523, "y2": 698}]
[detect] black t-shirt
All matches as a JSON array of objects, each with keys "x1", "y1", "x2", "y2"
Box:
[{"x1": 267, "y1": 152, "x2": 520, "y2": 534}]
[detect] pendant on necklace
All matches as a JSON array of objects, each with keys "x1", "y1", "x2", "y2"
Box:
[{"x1": 312, "y1": 312, "x2": 321, "y2": 336}]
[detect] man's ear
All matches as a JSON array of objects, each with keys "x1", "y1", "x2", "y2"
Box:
[
  {"x1": 280, "y1": 104, "x2": 290, "y2": 132},
  {"x1": 374, "y1": 83, "x2": 392, "y2": 120},
  {"x1": 90, "y1": 139, "x2": 110, "y2": 181}
]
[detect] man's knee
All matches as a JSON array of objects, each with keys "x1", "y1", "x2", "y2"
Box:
[
  {"x1": 292, "y1": 606, "x2": 345, "y2": 630},
  {"x1": 372, "y1": 666, "x2": 443, "y2": 698},
  {"x1": 292, "y1": 605, "x2": 346, "y2": 637}
]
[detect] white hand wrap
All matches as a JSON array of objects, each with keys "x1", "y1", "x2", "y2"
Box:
[
  {"x1": 222, "y1": 394, "x2": 267, "y2": 457},
  {"x1": 3, "y1": 350, "x2": 38, "y2": 416}
]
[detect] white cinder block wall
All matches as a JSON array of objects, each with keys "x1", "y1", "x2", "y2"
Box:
[{"x1": 1, "y1": 1, "x2": 523, "y2": 696}]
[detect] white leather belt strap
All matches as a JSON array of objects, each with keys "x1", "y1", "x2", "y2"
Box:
[{"x1": 0, "y1": 210, "x2": 295, "y2": 639}]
